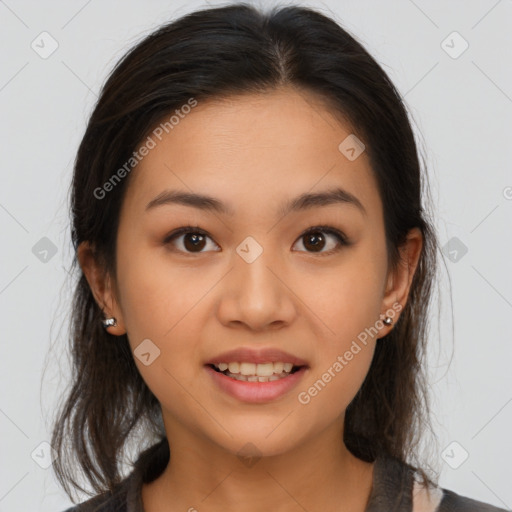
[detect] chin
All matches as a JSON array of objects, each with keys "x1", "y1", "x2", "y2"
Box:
[{"x1": 210, "y1": 429, "x2": 304, "y2": 461}]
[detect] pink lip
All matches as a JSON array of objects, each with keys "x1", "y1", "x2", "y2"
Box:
[
  {"x1": 205, "y1": 365, "x2": 308, "y2": 403},
  {"x1": 205, "y1": 347, "x2": 309, "y2": 366}
]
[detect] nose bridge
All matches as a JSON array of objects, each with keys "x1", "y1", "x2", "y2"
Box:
[
  {"x1": 235, "y1": 234, "x2": 281, "y2": 301},
  {"x1": 217, "y1": 234, "x2": 295, "y2": 329}
]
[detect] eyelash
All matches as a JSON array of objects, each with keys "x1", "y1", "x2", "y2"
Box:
[{"x1": 163, "y1": 225, "x2": 350, "y2": 255}]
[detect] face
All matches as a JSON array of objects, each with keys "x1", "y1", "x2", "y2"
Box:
[{"x1": 82, "y1": 87, "x2": 420, "y2": 459}]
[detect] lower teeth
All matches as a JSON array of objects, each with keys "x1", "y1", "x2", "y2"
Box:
[{"x1": 223, "y1": 371, "x2": 291, "y2": 382}]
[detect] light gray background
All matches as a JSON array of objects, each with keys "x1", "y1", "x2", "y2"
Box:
[{"x1": 1, "y1": 0, "x2": 511, "y2": 510}]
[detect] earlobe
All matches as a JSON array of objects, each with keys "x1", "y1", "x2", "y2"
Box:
[{"x1": 76, "y1": 241, "x2": 126, "y2": 335}]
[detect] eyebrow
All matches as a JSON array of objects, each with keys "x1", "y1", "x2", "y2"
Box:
[{"x1": 145, "y1": 186, "x2": 366, "y2": 217}]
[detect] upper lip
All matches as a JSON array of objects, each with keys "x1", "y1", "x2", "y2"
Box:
[{"x1": 205, "y1": 347, "x2": 309, "y2": 367}]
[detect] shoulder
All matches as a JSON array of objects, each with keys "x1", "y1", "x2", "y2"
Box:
[
  {"x1": 59, "y1": 437, "x2": 168, "y2": 512},
  {"x1": 371, "y1": 454, "x2": 507, "y2": 512},
  {"x1": 435, "y1": 487, "x2": 508, "y2": 512},
  {"x1": 412, "y1": 477, "x2": 508, "y2": 512}
]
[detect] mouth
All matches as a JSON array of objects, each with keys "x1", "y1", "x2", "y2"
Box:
[{"x1": 204, "y1": 361, "x2": 309, "y2": 403}]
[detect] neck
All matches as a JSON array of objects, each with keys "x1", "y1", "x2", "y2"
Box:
[{"x1": 142, "y1": 421, "x2": 374, "y2": 512}]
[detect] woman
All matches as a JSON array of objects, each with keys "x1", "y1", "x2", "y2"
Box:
[{"x1": 53, "y1": 3, "x2": 506, "y2": 511}]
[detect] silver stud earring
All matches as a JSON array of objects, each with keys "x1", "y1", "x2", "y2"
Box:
[
  {"x1": 102, "y1": 317, "x2": 117, "y2": 328},
  {"x1": 383, "y1": 316, "x2": 393, "y2": 326}
]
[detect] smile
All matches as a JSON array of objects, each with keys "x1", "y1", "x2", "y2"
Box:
[{"x1": 205, "y1": 364, "x2": 308, "y2": 403}]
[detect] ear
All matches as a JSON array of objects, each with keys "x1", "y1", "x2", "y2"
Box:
[
  {"x1": 379, "y1": 227, "x2": 423, "y2": 336},
  {"x1": 77, "y1": 241, "x2": 126, "y2": 335}
]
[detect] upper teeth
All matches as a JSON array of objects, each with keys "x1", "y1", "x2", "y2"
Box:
[{"x1": 214, "y1": 362, "x2": 295, "y2": 376}]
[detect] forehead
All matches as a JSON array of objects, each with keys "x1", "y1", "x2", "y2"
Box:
[{"x1": 122, "y1": 87, "x2": 382, "y2": 220}]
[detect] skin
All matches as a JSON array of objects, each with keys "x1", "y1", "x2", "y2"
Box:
[{"x1": 78, "y1": 86, "x2": 422, "y2": 512}]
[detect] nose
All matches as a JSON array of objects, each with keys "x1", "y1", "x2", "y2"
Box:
[{"x1": 215, "y1": 245, "x2": 297, "y2": 331}]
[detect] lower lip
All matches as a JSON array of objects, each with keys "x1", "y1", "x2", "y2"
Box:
[{"x1": 204, "y1": 365, "x2": 308, "y2": 403}]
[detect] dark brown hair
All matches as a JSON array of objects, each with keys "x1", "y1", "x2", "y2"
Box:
[{"x1": 50, "y1": 2, "x2": 442, "y2": 502}]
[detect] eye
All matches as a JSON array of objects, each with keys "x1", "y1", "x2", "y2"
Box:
[
  {"x1": 163, "y1": 224, "x2": 349, "y2": 255},
  {"x1": 163, "y1": 226, "x2": 220, "y2": 253},
  {"x1": 292, "y1": 226, "x2": 349, "y2": 254}
]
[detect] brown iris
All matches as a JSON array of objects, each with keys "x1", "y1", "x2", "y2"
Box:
[
  {"x1": 183, "y1": 233, "x2": 207, "y2": 252},
  {"x1": 302, "y1": 231, "x2": 326, "y2": 252}
]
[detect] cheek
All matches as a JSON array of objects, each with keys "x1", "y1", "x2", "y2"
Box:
[
  {"x1": 116, "y1": 248, "x2": 238, "y2": 391},
  {"x1": 116, "y1": 257, "x2": 208, "y2": 405},
  {"x1": 293, "y1": 292, "x2": 377, "y2": 432},
  {"x1": 117, "y1": 244, "x2": 199, "y2": 329},
  {"x1": 298, "y1": 256, "x2": 385, "y2": 344},
  {"x1": 300, "y1": 344, "x2": 375, "y2": 418}
]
